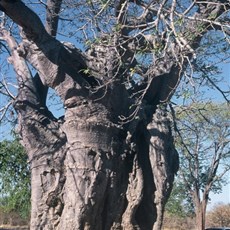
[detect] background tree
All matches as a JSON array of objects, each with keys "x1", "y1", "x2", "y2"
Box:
[
  {"x1": 164, "y1": 181, "x2": 194, "y2": 218},
  {"x1": 0, "y1": 138, "x2": 30, "y2": 219},
  {"x1": 162, "y1": 181, "x2": 196, "y2": 230},
  {"x1": 170, "y1": 102, "x2": 230, "y2": 230},
  {"x1": 0, "y1": 0, "x2": 229, "y2": 229},
  {"x1": 206, "y1": 203, "x2": 230, "y2": 227}
]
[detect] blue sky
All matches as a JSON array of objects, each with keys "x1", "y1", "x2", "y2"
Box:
[
  {"x1": 208, "y1": 62, "x2": 230, "y2": 210},
  {"x1": 208, "y1": 181, "x2": 230, "y2": 210}
]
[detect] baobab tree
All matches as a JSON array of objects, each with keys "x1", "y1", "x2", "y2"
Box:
[{"x1": 0, "y1": 0, "x2": 229, "y2": 229}]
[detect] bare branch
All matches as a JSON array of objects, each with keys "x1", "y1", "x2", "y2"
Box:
[
  {"x1": 0, "y1": 26, "x2": 38, "y2": 106},
  {"x1": 0, "y1": 77, "x2": 16, "y2": 99},
  {"x1": 0, "y1": 100, "x2": 12, "y2": 122}
]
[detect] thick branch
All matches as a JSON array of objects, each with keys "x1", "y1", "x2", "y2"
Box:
[
  {"x1": 46, "y1": 0, "x2": 62, "y2": 37},
  {"x1": 0, "y1": 0, "x2": 49, "y2": 43},
  {"x1": 0, "y1": 0, "x2": 99, "y2": 106},
  {"x1": 0, "y1": 27, "x2": 38, "y2": 106}
]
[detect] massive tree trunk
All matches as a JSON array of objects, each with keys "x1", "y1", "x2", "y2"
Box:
[
  {"x1": 1, "y1": 0, "x2": 227, "y2": 229},
  {"x1": 20, "y1": 100, "x2": 178, "y2": 230}
]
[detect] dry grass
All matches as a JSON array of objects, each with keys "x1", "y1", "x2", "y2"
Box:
[
  {"x1": 0, "y1": 225, "x2": 28, "y2": 230},
  {"x1": 0, "y1": 208, "x2": 29, "y2": 229}
]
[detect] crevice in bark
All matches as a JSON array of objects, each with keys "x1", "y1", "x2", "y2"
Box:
[
  {"x1": 134, "y1": 122, "x2": 156, "y2": 230},
  {"x1": 32, "y1": 73, "x2": 60, "y2": 121},
  {"x1": 148, "y1": 105, "x2": 179, "y2": 230},
  {"x1": 24, "y1": 117, "x2": 66, "y2": 229}
]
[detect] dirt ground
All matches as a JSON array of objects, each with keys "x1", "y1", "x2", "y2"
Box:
[{"x1": 0, "y1": 226, "x2": 28, "y2": 230}]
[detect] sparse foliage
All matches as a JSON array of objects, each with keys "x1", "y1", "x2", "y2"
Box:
[
  {"x1": 170, "y1": 102, "x2": 230, "y2": 230},
  {"x1": 163, "y1": 181, "x2": 196, "y2": 230},
  {"x1": 165, "y1": 181, "x2": 194, "y2": 218}
]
